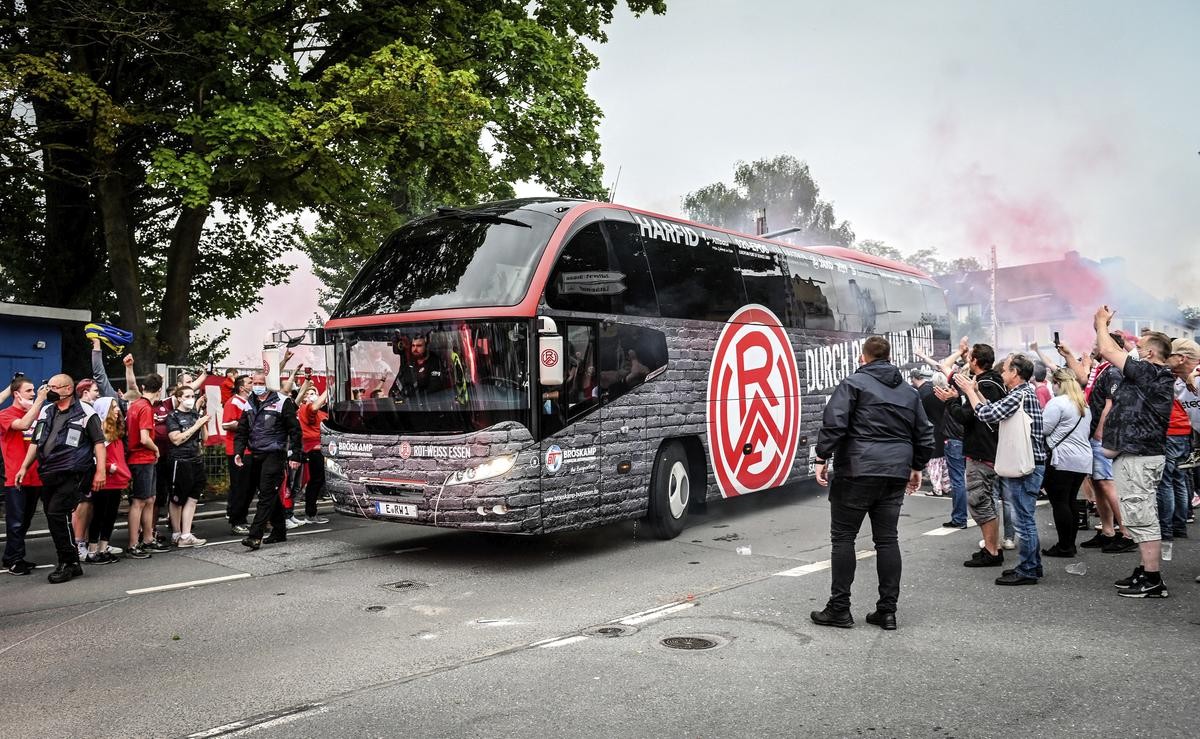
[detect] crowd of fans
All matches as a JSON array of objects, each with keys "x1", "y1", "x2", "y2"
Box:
[
  {"x1": 1, "y1": 337, "x2": 329, "y2": 583},
  {"x1": 913, "y1": 306, "x2": 1199, "y2": 597}
]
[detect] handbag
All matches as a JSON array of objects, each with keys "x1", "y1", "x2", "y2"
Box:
[{"x1": 995, "y1": 403, "x2": 1035, "y2": 477}]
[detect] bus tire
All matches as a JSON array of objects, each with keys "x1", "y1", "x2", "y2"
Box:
[{"x1": 647, "y1": 441, "x2": 691, "y2": 540}]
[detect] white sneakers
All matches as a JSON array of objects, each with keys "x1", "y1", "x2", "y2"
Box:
[
  {"x1": 285, "y1": 516, "x2": 307, "y2": 530},
  {"x1": 979, "y1": 538, "x2": 1018, "y2": 550},
  {"x1": 176, "y1": 534, "x2": 207, "y2": 547}
]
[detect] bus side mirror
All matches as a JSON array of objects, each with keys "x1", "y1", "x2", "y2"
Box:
[{"x1": 539, "y1": 335, "x2": 564, "y2": 386}]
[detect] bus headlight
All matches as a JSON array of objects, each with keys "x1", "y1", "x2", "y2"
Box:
[
  {"x1": 326, "y1": 457, "x2": 346, "y2": 480},
  {"x1": 446, "y1": 454, "x2": 517, "y2": 486}
]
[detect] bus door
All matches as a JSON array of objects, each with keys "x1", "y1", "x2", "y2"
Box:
[{"x1": 539, "y1": 321, "x2": 604, "y2": 527}]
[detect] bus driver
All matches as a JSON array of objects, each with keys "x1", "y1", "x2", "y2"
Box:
[{"x1": 389, "y1": 335, "x2": 447, "y2": 399}]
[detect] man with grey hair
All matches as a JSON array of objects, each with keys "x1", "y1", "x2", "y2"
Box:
[
  {"x1": 1096, "y1": 309, "x2": 1175, "y2": 598},
  {"x1": 955, "y1": 353, "x2": 1047, "y2": 585}
]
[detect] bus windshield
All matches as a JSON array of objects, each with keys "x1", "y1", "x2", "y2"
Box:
[
  {"x1": 325, "y1": 321, "x2": 531, "y2": 435},
  {"x1": 332, "y1": 208, "x2": 558, "y2": 318}
]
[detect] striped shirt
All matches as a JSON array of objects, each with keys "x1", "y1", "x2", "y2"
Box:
[{"x1": 973, "y1": 382, "x2": 1048, "y2": 465}]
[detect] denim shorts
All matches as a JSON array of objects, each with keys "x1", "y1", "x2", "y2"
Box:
[
  {"x1": 129, "y1": 463, "x2": 156, "y2": 500},
  {"x1": 1090, "y1": 439, "x2": 1114, "y2": 481}
]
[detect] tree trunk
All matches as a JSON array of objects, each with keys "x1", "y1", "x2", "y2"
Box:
[
  {"x1": 97, "y1": 162, "x2": 152, "y2": 362},
  {"x1": 155, "y1": 205, "x2": 209, "y2": 363}
]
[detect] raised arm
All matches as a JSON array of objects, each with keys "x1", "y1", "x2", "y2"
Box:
[
  {"x1": 122, "y1": 354, "x2": 141, "y2": 401},
  {"x1": 91, "y1": 338, "x2": 119, "y2": 399},
  {"x1": 1094, "y1": 306, "x2": 1129, "y2": 373}
]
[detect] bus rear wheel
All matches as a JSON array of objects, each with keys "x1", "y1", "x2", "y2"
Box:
[{"x1": 647, "y1": 441, "x2": 690, "y2": 539}]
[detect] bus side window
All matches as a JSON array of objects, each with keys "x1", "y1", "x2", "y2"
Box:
[
  {"x1": 737, "y1": 245, "x2": 789, "y2": 320},
  {"x1": 541, "y1": 322, "x2": 600, "y2": 436},
  {"x1": 598, "y1": 324, "x2": 668, "y2": 403},
  {"x1": 642, "y1": 232, "x2": 745, "y2": 321},
  {"x1": 783, "y1": 254, "x2": 838, "y2": 330},
  {"x1": 546, "y1": 223, "x2": 612, "y2": 314},
  {"x1": 602, "y1": 221, "x2": 660, "y2": 318},
  {"x1": 833, "y1": 268, "x2": 884, "y2": 334},
  {"x1": 921, "y1": 284, "x2": 951, "y2": 341},
  {"x1": 881, "y1": 277, "x2": 926, "y2": 333}
]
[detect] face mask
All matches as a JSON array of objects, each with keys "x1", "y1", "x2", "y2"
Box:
[
  {"x1": 16, "y1": 395, "x2": 32, "y2": 410},
  {"x1": 46, "y1": 389, "x2": 61, "y2": 403},
  {"x1": 180, "y1": 398, "x2": 196, "y2": 411},
  {"x1": 252, "y1": 385, "x2": 267, "y2": 396}
]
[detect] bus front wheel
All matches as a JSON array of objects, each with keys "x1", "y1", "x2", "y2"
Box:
[{"x1": 647, "y1": 441, "x2": 690, "y2": 539}]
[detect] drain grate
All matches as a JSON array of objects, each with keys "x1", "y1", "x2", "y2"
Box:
[
  {"x1": 661, "y1": 636, "x2": 716, "y2": 650},
  {"x1": 380, "y1": 580, "x2": 426, "y2": 592},
  {"x1": 583, "y1": 624, "x2": 637, "y2": 638}
]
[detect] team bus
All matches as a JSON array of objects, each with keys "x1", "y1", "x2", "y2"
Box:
[{"x1": 321, "y1": 199, "x2": 949, "y2": 538}]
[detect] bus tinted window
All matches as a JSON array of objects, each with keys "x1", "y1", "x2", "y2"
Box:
[
  {"x1": 643, "y1": 233, "x2": 745, "y2": 321},
  {"x1": 880, "y1": 276, "x2": 927, "y2": 332},
  {"x1": 546, "y1": 223, "x2": 612, "y2": 314},
  {"x1": 922, "y1": 284, "x2": 951, "y2": 341},
  {"x1": 833, "y1": 268, "x2": 885, "y2": 334},
  {"x1": 604, "y1": 221, "x2": 660, "y2": 318},
  {"x1": 783, "y1": 254, "x2": 838, "y2": 330},
  {"x1": 332, "y1": 210, "x2": 556, "y2": 318},
  {"x1": 737, "y1": 245, "x2": 789, "y2": 319},
  {"x1": 598, "y1": 323, "x2": 668, "y2": 404}
]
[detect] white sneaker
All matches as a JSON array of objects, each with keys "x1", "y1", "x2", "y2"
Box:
[
  {"x1": 1003, "y1": 538, "x2": 1016, "y2": 550},
  {"x1": 307, "y1": 515, "x2": 330, "y2": 524},
  {"x1": 172, "y1": 532, "x2": 182, "y2": 544},
  {"x1": 285, "y1": 516, "x2": 304, "y2": 530},
  {"x1": 105, "y1": 545, "x2": 123, "y2": 555},
  {"x1": 77, "y1": 543, "x2": 88, "y2": 560},
  {"x1": 177, "y1": 534, "x2": 207, "y2": 547}
]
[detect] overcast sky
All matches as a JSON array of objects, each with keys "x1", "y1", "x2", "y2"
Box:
[{"x1": 213, "y1": 0, "x2": 1199, "y2": 366}]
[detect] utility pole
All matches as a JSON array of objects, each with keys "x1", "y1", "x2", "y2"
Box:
[
  {"x1": 989, "y1": 245, "x2": 999, "y2": 348},
  {"x1": 754, "y1": 208, "x2": 767, "y2": 236}
]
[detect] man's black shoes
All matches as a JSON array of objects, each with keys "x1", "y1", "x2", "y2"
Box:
[
  {"x1": 995, "y1": 571, "x2": 1038, "y2": 586},
  {"x1": 1101, "y1": 535, "x2": 1138, "y2": 554},
  {"x1": 941, "y1": 520, "x2": 968, "y2": 529},
  {"x1": 263, "y1": 534, "x2": 287, "y2": 545},
  {"x1": 1080, "y1": 531, "x2": 1113, "y2": 549},
  {"x1": 241, "y1": 537, "x2": 262, "y2": 551},
  {"x1": 810, "y1": 609, "x2": 854, "y2": 629},
  {"x1": 47, "y1": 562, "x2": 83, "y2": 584},
  {"x1": 964, "y1": 548, "x2": 1003, "y2": 567},
  {"x1": 865, "y1": 611, "x2": 897, "y2": 630}
]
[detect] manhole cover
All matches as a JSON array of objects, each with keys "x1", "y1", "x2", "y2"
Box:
[
  {"x1": 583, "y1": 624, "x2": 637, "y2": 638},
  {"x1": 658, "y1": 634, "x2": 730, "y2": 651},
  {"x1": 364, "y1": 605, "x2": 387, "y2": 612},
  {"x1": 380, "y1": 580, "x2": 426, "y2": 592}
]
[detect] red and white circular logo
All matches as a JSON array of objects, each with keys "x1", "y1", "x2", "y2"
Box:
[
  {"x1": 540, "y1": 348, "x2": 559, "y2": 367},
  {"x1": 706, "y1": 305, "x2": 801, "y2": 498},
  {"x1": 398, "y1": 441, "x2": 412, "y2": 460}
]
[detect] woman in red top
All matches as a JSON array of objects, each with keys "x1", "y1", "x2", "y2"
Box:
[
  {"x1": 296, "y1": 372, "x2": 330, "y2": 524},
  {"x1": 86, "y1": 397, "x2": 132, "y2": 564}
]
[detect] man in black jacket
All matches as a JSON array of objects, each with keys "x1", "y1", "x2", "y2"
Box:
[
  {"x1": 938, "y1": 343, "x2": 1009, "y2": 566},
  {"x1": 810, "y1": 336, "x2": 935, "y2": 631},
  {"x1": 234, "y1": 371, "x2": 303, "y2": 549}
]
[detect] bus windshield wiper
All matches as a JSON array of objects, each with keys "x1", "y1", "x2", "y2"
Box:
[{"x1": 435, "y1": 206, "x2": 530, "y2": 228}]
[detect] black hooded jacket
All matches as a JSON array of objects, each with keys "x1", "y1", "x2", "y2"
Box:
[
  {"x1": 816, "y1": 360, "x2": 936, "y2": 480},
  {"x1": 944, "y1": 368, "x2": 1006, "y2": 463}
]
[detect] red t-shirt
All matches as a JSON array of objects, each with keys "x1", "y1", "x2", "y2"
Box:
[
  {"x1": 1169, "y1": 399, "x2": 1191, "y2": 436},
  {"x1": 0, "y1": 405, "x2": 41, "y2": 487},
  {"x1": 220, "y1": 377, "x2": 234, "y2": 405},
  {"x1": 126, "y1": 397, "x2": 157, "y2": 465},
  {"x1": 298, "y1": 403, "x2": 328, "y2": 453},
  {"x1": 103, "y1": 439, "x2": 132, "y2": 489},
  {"x1": 222, "y1": 397, "x2": 249, "y2": 456},
  {"x1": 1035, "y1": 383, "x2": 1052, "y2": 408}
]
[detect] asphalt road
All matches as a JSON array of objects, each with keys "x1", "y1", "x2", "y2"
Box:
[{"x1": 1, "y1": 488, "x2": 1197, "y2": 738}]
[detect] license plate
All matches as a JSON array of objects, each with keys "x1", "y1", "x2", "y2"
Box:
[{"x1": 375, "y1": 502, "x2": 418, "y2": 518}]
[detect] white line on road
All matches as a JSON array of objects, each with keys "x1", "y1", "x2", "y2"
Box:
[
  {"x1": 620, "y1": 602, "x2": 696, "y2": 625},
  {"x1": 125, "y1": 572, "x2": 251, "y2": 595},
  {"x1": 923, "y1": 520, "x2": 979, "y2": 536},
  {"x1": 773, "y1": 550, "x2": 876, "y2": 577},
  {"x1": 392, "y1": 547, "x2": 429, "y2": 555},
  {"x1": 538, "y1": 635, "x2": 589, "y2": 649},
  {"x1": 607, "y1": 601, "x2": 686, "y2": 623},
  {"x1": 0, "y1": 599, "x2": 124, "y2": 656}
]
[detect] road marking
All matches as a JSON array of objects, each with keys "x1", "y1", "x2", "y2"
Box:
[
  {"x1": 126, "y1": 572, "x2": 251, "y2": 595},
  {"x1": 392, "y1": 547, "x2": 429, "y2": 555},
  {"x1": 773, "y1": 550, "x2": 876, "y2": 577},
  {"x1": 923, "y1": 519, "x2": 979, "y2": 536},
  {"x1": 288, "y1": 528, "x2": 332, "y2": 537},
  {"x1": 538, "y1": 635, "x2": 589, "y2": 649},
  {"x1": 187, "y1": 703, "x2": 327, "y2": 738},
  {"x1": 608, "y1": 601, "x2": 685, "y2": 623},
  {"x1": 620, "y1": 602, "x2": 696, "y2": 625}
]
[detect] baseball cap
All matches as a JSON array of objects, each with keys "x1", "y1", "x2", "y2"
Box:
[{"x1": 1170, "y1": 338, "x2": 1200, "y2": 361}]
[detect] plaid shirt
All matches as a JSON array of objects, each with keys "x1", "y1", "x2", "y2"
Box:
[{"x1": 974, "y1": 382, "x2": 1048, "y2": 465}]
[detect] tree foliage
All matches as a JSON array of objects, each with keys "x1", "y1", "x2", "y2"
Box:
[
  {"x1": 855, "y1": 240, "x2": 982, "y2": 277},
  {"x1": 681, "y1": 155, "x2": 855, "y2": 247},
  {"x1": 1, "y1": 0, "x2": 665, "y2": 364}
]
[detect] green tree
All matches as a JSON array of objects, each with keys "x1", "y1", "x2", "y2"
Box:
[
  {"x1": 682, "y1": 155, "x2": 855, "y2": 247},
  {"x1": 853, "y1": 240, "x2": 982, "y2": 277},
  {"x1": 1, "y1": 0, "x2": 665, "y2": 364}
]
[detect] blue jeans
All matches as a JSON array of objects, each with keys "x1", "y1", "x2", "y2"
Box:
[
  {"x1": 3, "y1": 485, "x2": 42, "y2": 566},
  {"x1": 1157, "y1": 435, "x2": 1191, "y2": 540},
  {"x1": 944, "y1": 439, "x2": 968, "y2": 525},
  {"x1": 995, "y1": 479, "x2": 1016, "y2": 541},
  {"x1": 1004, "y1": 465, "x2": 1046, "y2": 579}
]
